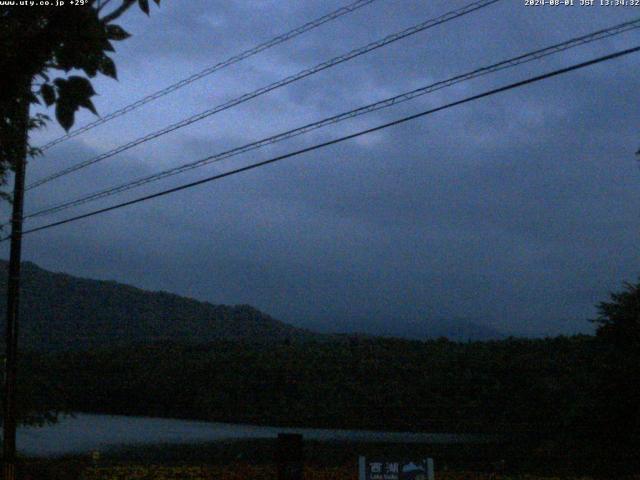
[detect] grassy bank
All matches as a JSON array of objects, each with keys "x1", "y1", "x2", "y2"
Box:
[
  {"x1": 83, "y1": 464, "x2": 629, "y2": 480},
  {"x1": 13, "y1": 439, "x2": 635, "y2": 479}
]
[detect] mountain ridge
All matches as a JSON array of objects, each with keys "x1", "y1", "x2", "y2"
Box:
[
  {"x1": 0, "y1": 259, "x2": 315, "y2": 352},
  {"x1": 0, "y1": 259, "x2": 507, "y2": 351}
]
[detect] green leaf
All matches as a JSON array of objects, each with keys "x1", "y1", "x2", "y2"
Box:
[
  {"x1": 98, "y1": 56, "x2": 117, "y2": 79},
  {"x1": 78, "y1": 97, "x2": 98, "y2": 116},
  {"x1": 55, "y1": 99, "x2": 75, "y2": 131},
  {"x1": 106, "y1": 24, "x2": 131, "y2": 41},
  {"x1": 138, "y1": 0, "x2": 149, "y2": 15},
  {"x1": 41, "y1": 84, "x2": 56, "y2": 106},
  {"x1": 102, "y1": 39, "x2": 115, "y2": 52},
  {"x1": 80, "y1": 53, "x2": 101, "y2": 78},
  {"x1": 61, "y1": 76, "x2": 96, "y2": 98},
  {"x1": 53, "y1": 76, "x2": 99, "y2": 130}
]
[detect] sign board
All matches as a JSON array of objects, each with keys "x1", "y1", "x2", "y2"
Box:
[{"x1": 358, "y1": 457, "x2": 434, "y2": 480}]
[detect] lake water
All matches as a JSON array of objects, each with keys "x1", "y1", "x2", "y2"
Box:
[{"x1": 17, "y1": 413, "x2": 474, "y2": 456}]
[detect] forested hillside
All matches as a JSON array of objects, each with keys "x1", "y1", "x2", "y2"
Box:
[{"x1": 0, "y1": 260, "x2": 315, "y2": 351}]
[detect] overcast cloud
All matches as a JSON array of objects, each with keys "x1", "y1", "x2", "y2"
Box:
[{"x1": 2, "y1": 0, "x2": 639, "y2": 337}]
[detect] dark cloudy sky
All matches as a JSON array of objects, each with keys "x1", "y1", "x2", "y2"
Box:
[{"x1": 2, "y1": 0, "x2": 639, "y2": 337}]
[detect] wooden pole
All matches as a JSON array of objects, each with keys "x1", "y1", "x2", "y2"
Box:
[
  {"x1": 3, "y1": 82, "x2": 30, "y2": 480},
  {"x1": 277, "y1": 433, "x2": 303, "y2": 480}
]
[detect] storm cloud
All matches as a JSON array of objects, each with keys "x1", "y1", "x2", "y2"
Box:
[{"x1": 2, "y1": 0, "x2": 639, "y2": 337}]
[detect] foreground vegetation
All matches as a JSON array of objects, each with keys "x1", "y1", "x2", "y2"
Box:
[
  {"x1": 81, "y1": 465, "x2": 639, "y2": 480},
  {"x1": 14, "y1": 439, "x2": 640, "y2": 480},
  {"x1": 29, "y1": 462, "x2": 633, "y2": 480}
]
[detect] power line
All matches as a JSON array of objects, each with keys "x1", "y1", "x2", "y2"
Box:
[
  {"x1": 26, "y1": 0, "x2": 501, "y2": 190},
  {"x1": 5, "y1": 45, "x2": 638, "y2": 242},
  {"x1": 21, "y1": 18, "x2": 640, "y2": 222},
  {"x1": 36, "y1": 0, "x2": 380, "y2": 152}
]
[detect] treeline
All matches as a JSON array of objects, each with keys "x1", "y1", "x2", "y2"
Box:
[{"x1": 19, "y1": 335, "x2": 602, "y2": 434}]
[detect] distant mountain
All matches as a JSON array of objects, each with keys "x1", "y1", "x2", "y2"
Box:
[
  {"x1": 298, "y1": 314, "x2": 507, "y2": 342},
  {"x1": 391, "y1": 317, "x2": 507, "y2": 342},
  {"x1": 0, "y1": 260, "x2": 315, "y2": 352}
]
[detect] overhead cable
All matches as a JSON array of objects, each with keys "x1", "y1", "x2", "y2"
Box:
[
  {"x1": 22, "y1": 18, "x2": 640, "y2": 221},
  {"x1": 26, "y1": 0, "x2": 501, "y2": 190},
  {"x1": 37, "y1": 0, "x2": 380, "y2": 151},
  {"x1": 6, "y1": 45, "x2": 638, "y2": 241}
]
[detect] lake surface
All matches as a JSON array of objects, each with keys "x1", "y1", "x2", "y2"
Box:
[{"x1": 17, "y1": 413, "x2": 474, "y2": 456}]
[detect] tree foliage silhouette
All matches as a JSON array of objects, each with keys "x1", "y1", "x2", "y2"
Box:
[
  {"x1": 0, "y1": 0, "x2": 161, "y2": 200},
  {"x1": 594, "y1": 279, "x2": 640, "y2": 347},
  {"x1": 589, "y1": 279, "x2": 640, "y2": 476}
]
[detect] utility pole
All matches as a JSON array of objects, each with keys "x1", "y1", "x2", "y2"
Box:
[{"x1": 3, "y1": 84, "x2": 30, "y2": 480}]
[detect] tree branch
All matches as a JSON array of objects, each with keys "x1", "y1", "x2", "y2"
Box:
[
  {"x1": 100, "y1": 0, "x2": 136, "y2": 23},
  {"x1": 97, "y1": 0, "x2": 115, "y2": 14}
]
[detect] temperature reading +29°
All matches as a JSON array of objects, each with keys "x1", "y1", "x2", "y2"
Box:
[{"x1": 9, "y1": 1, "x2": 90, "y2": 6}]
